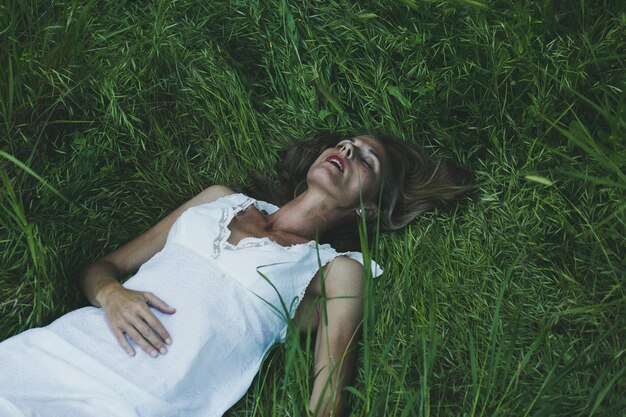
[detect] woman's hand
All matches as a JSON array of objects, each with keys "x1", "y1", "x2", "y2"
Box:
[
  {"x1": 79, "y1": 186, "x2": 235, "y2": 356},
  {"x1": 98, "y1": 285, "x2": 176, "y2": 358}
]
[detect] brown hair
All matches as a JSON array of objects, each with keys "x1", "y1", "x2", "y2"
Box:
[{"x1": 245, "y1": 132, "x2": 475, "y2": 249}]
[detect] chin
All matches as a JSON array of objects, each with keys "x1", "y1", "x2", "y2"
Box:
[{"x1": 306, "y1": 170, "x2": 345, "y2": 200}]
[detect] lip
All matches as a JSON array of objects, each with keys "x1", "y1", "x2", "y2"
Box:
[{"x1": 325, "y1": 155, "x2": 345, "y2": 173}]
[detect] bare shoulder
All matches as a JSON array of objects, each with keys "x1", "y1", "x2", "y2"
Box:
[
  {"x1": 325, "y1": 256, "x2": 366, "y2": 277},
  {"x1": 308, "y1": 256, "x2": 365, "y2": 298},
  {"x1": 193, "y1": 184, "x2": 236, "y2": 205}
]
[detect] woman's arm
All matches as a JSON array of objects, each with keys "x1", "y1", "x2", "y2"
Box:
[
  {"x1": 80, "y1": 184, "x2": 235, "y2": 357},
  {"x1": 309, "y1": 257, "x2": 365, "y2": 417}
]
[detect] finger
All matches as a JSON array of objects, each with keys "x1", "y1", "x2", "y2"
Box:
[
  {"x1": 140, "y1": 308, "x2": 172, "y2": 347},
  {"x1": 124, "y1": 324, "x2": 159, "y2": 358},
  {"x1": 113, "y1": 328, "x2": 136, "y2": 357},
  {"x1": 144, "y1": 292, "x2": 176, "y2": 315},
  {"x1": 129, "y1": 316, "x2": 167, "y2": 355}
]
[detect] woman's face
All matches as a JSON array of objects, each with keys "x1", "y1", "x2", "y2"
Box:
[{"x1": 307, "y1": 135, "x2": 388, "y2": 212}]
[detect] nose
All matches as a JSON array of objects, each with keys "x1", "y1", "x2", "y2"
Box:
[{"x1": 339, "y1": 142, "x2": 353, "y2": 158}]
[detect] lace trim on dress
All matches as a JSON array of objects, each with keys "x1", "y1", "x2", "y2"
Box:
[
  {"x1": 214, "y1": 193, "x2": 331, "y2": 256},
  {"x1": 212, "y1": 208, "x2": 230, "y2": 258},
  {"x1": 211, "y1": 194, "x2": 254, "y2": 258}
]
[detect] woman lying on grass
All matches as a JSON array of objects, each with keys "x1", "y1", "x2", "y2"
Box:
[{"x1": 0, "y1": 133, "x2": 473, "y2": 417}]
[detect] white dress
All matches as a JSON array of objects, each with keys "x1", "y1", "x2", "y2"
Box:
[{"x1": 0, "y1": 193, "x2": 382, "y2": 417}]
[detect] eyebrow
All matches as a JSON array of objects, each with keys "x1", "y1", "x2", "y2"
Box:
[{"x1": 346, "y1": 138, "x2": 382, "y2": 167}]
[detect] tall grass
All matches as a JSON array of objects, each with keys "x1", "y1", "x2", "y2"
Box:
[{"x1": 1, "y1": 0, "x2": 624, "y2": 415}]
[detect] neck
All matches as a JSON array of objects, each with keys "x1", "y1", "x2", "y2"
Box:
[{"x1": 265, "y1": 189, "x2": 353, "y2": 243}]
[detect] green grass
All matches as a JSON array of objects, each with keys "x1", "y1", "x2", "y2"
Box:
[{"x1": 1, "y1": 0, "x2": 624, "y2": 415}]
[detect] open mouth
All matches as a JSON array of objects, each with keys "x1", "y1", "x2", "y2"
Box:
[{"x1": 325, "y1": 155, "x2": 345, "y2": 173}]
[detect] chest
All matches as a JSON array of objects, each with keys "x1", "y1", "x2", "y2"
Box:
[{"x1": 226, "y1": 209, "x2": 305, "y2": 248}]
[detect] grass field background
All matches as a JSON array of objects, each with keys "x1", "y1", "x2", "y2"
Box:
[{"x1": 1, "y1": 0, "x2": 624, "y2": 415}]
